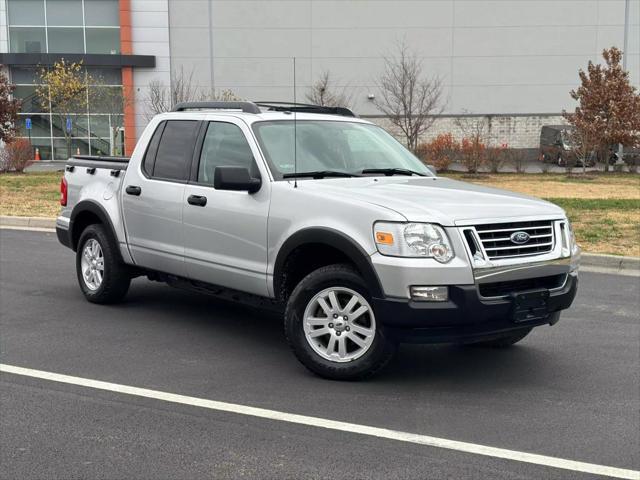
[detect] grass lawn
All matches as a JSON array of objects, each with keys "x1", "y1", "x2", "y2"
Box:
[
  {"x1": 1, "y1": 171, "x2": 638, "y2": 256},
  {"x1": 1, "y1": 171, "x2": 61, "y2": 218}
]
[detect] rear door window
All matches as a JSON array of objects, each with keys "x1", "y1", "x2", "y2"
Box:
[{"x1": 152, "y1": 120, "x2": 199, "y2": 181}]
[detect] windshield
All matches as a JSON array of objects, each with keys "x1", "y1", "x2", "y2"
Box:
[{"x1": 252, "y1": 120, "x2": 432, "y2": 180}]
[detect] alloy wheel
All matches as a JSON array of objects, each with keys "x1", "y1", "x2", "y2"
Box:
[
  {"x1": 80, "y1": 239, "x2": 105, "y2": 291},
  {"x1": 302, "y1": 287, "x2": 376, "y2": 363}
]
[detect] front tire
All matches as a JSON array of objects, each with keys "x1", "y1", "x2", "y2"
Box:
[
  {"x1": 76, "y1": 224, "x2": 131, "y2": 304},
  {"x1": 284, "y1": 264, "x2": 396, "y2": 380}
]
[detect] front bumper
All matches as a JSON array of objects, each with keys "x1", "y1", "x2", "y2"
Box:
[{"x1": 371, "y1": 270, "x2": 578, "y2": 344}]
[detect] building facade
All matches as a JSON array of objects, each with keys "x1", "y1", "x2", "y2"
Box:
[{"x1": 2, "y1": 0, "x2": 638, "y2": 158}]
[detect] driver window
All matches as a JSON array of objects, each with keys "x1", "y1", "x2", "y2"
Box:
[{"x1": 197, "y1": 122, "x2": 258, "y2": 185}]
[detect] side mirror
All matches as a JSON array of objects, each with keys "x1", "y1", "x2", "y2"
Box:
[{"x1": 213, "y1": 166, "x2": 261, "y2": 193}]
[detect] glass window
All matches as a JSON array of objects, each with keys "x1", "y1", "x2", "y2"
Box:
[
  {"x1": 17, "y1": 114, "x2": 52, "y2": 138},
  {"x1": 10, "y1": 67, "x2": 40, "y2": 85},
  {"x1": 142, "y1": 122, "x2": 166, "y2": 176},
  {"x1": 153, "y1": 121, "x2": 199, "y2": 181},
  {"x1": 50, "y1": 115, "x2": 89, "y2": 137},
  {"x1": 89, "y1": 135, "x2": 111, "y2": 156},
  {"x1": 198, "y1": 122, "x2": 256, "y2": 185},
  {"x1": 86, "y1": 28, "x2": 120, "y2": 54},
  {"x1": 46, "y1": 0, "x2": 83, "y2": 26},
  {"x1": 89, "y1": 115, "x2": 110, "y2": 139},
  {"x1": 30, "y1": 137, "x2": 53, "y2": 160},
  {"x1": 252, "y1": 120, "x2": 431, "y2": 180},
  {"x1": 8, "y1": 0, "x2": 45, "y2": 26},
  {"x1": 9, "y1": 27, "x2": 46, "y2": 53},
  {"x1": 87, "y1": 68, "x2": 122, "y2": 85},
  {"x1": 89, "y1": 86, "x2": 123, "y2": 114},
  {"x1": 13, "y1": 85, "x2": 45, "y2": 113},
  {"x1": 53, "y1": 137, "x2": 90, "y2": 159},
  {"x1": 84, "y1": 0, "x2": 120, "y2": 26},
  {"x1": 47, "y1": 28, "x2": 84, "y2": 53}
]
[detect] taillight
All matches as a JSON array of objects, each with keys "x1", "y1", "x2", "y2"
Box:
[{"x1": 60, "y1": 177, "x2": 68, "y2": 206}]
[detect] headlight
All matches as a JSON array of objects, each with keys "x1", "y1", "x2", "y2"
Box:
[
  {"x1": 374, "y1": 222, "x2": 454, "y2": 263},
  {"x1": 567, "y1": 220, "x2": 579, "y2": 255}
]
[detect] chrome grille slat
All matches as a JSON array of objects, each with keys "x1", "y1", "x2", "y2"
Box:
[
  {"x1": 487, "y1": 233, "x2": 553, "y2": 242},
  {"x1": 476, "y1": 226, "x2": 552, "y2": 234},
  {"x1": 484, "y1": 241, "x2": 553, "y2": 251},
  {"x1": 470, "y1": 220, "x2": 555, "y2": 260}
]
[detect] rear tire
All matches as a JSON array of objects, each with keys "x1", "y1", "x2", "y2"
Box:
[
  {"x1": 466, "y1": 328, "x2": 532, "y2": 348},
  {"x1": 284, "y1": 264, "x2": 396, "y2": 380},
  {"x1": 76, "y1": 224, "x2": 131, "y2": 304}
]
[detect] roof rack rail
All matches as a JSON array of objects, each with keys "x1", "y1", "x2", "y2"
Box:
[
  {"x1": 172, "y1": 101, "x2": 261, "y2": 114},
  {"x1": 255, "y1": 101, "x2": 356, "y2": 118}
]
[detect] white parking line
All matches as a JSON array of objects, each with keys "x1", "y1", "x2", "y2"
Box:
[{"x1": 2, "y1": 364, "x2": 638, "y2": 479}]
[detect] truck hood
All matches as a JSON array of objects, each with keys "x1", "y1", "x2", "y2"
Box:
[{"x1": 300, "y1": 176, "x2": 565, "y2": 226}]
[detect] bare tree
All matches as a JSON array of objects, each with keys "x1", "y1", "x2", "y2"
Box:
[
  {"x1": 90, "y1": 81, "x2": 134, "y2": 156},
  {"x1": 145, "y1": 67, "x2": 241, "y2": 120},
  {"x1": 305, "y1": 71, "x2": 352, "y2": 108},
  {"x1": 374, "y1": 42, "x2": 444, "y2": 152},
  {"x1": 566, "y1": 126, "x2": 596, "y2": 175},
  {"x1": 455, "y1": 115, "x2": 489, "y2": 173}
]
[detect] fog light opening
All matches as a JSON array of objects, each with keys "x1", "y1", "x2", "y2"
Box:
[{"x1": 410, "y1": 286, "x2": 449, "y2": 302}]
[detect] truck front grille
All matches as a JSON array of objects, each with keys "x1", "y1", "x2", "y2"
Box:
[{"x1": 472, "y1": 220, "x2": 555, "y2": 260}]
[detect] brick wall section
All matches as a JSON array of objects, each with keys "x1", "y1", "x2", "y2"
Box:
[{"x1": 368, "y1": 114, "x2": 567, "y2": 149}]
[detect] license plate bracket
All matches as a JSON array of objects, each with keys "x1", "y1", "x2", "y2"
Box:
[{"x1": 510, "y1": 289, "x2": 551, "y2": 323}]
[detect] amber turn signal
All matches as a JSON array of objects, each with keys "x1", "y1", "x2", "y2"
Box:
[{"x1": 375, "y1": 231, "x2": 394, "y2": 245}]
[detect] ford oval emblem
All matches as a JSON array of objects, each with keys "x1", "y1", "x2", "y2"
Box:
[{"x1": 510, "y1": 231, "x2": 531, "y2": 244}]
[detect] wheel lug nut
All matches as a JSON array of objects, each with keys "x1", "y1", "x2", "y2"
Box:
[
  {"x1": 333, "y1": 314, "x2": 338, "y2": 319},
  {"x1": 346, "y1": 326, "x2": 350, "y2": 331},
  {"x1": 328, "y1": 323, "x2": 334, "y2": 328},
  {"x1": 336, "y1": 331, "x2": 341, "y2": 336},
  {"x1": 343, "y1": 316, "x2": 348, "y2": 321}
]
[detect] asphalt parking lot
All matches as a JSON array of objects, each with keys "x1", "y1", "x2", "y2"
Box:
[{"x1": 1, "y1": 229, "x2": 638, "y2": 479}]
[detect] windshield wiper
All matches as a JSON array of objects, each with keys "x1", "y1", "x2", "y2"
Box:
[
  {"x1": 282, "y1": 170, "x2": 361, "y2": 179},
  {"x1": 361, "y1": 168, "x2": 427, "y2": 177}
]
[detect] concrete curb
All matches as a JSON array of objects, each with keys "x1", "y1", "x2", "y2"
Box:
[
  {"x1": 580, "y1": 253, "x2": 640, "y2": 273},
  {"x1": 1, "y1": 215, "x2": 638, "y2": 273},
  {"x1": 0, "y1": 215, "x2": 56, "y2": 229}
]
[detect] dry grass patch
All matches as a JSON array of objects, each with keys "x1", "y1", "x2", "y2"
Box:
[
  {"x1": 447, "y1": 173, "x2": 640, "y2": 199},
  {"x1": 546, "y1": 199, "x2": 640, "y2": 256},
  {"x1": 0, "y1": 172, "x2": 61, "y2": 217}
]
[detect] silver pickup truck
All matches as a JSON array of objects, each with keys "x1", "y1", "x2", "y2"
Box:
[{"x1": 57, "y1": 101, "x2": 580, "y2": 380}]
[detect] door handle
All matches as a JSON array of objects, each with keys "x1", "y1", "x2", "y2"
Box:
[
  {"x1": 187, "y1": 194, "x2": 207, "y2": 207},
  {"x1": 125, "y1": 185, "x2": 142, "y2": 196}
]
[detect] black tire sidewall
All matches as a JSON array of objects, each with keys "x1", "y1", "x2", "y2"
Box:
[
  {"x1": 76, "y1": 224, "x2": 130, "y2": 303},
  {"x1": 284, "y1": 264, "x2": 395, "y2": 380}
]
